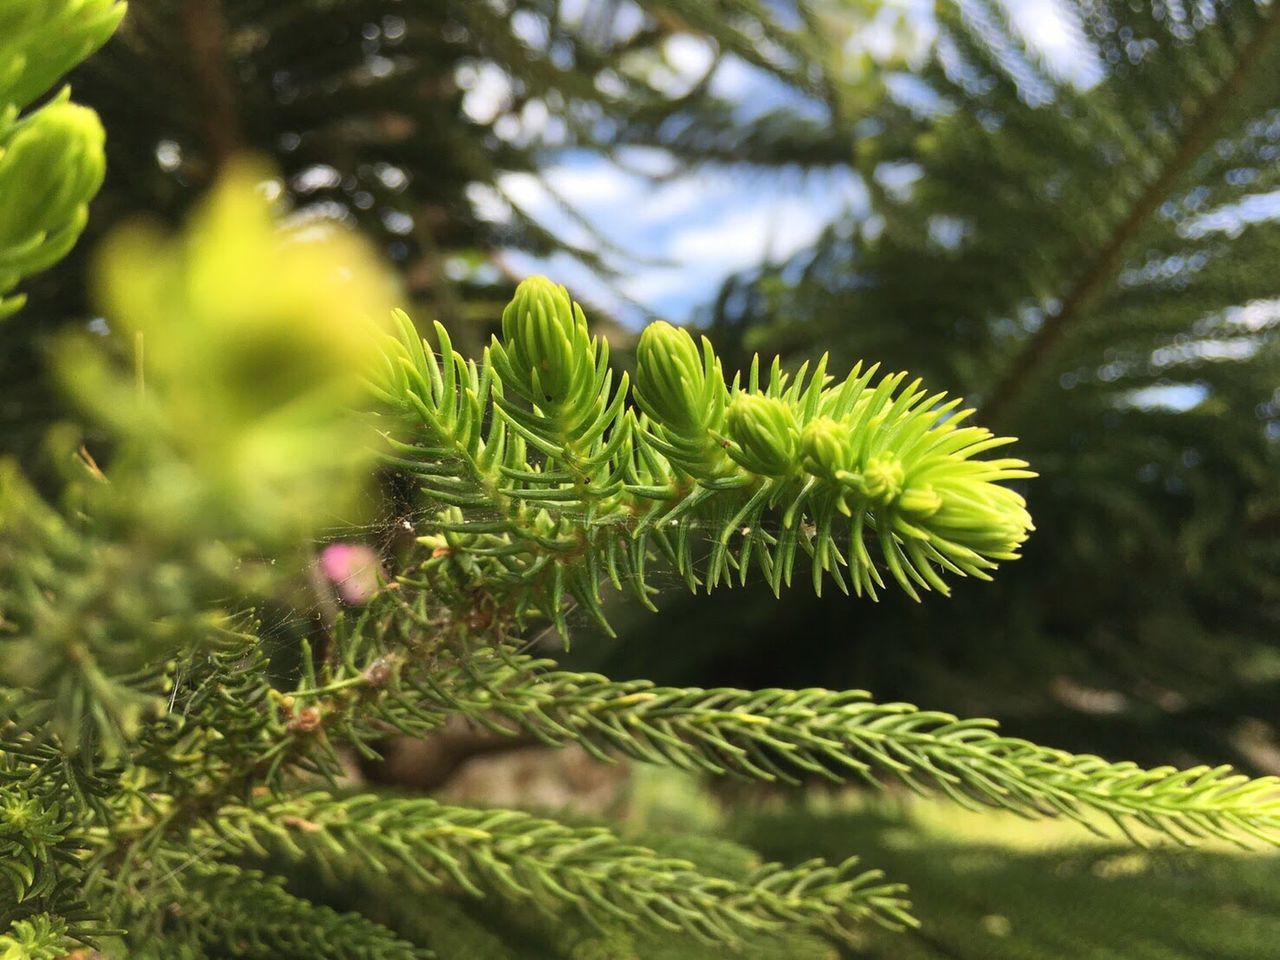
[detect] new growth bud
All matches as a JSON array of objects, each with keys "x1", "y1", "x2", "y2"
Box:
[
  {"x1": 725, "y1": 394, "x2": 799, "y2": 476},
  {"x1": 498, "y1": 275, "x2": 589, "y2": 404},
  {"x1": 0, "y1": 99, "x2": 105, "y2": 317},
  {"x1": 899, "y1": 484, "x2": 942, "y2": 518},
  {"x1": 861, "y1": 453, "x2": 905, "y2": 505},
  {"x1": 800, "y1": 417, "x2": 853, "y2": 478},
  {"x1": 634, "y1": 320, "x2": 718, "y2": 433}
]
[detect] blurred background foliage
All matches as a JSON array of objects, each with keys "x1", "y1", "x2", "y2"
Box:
[
  {"x1": 4, "y1": 0, "x2": 1279, "y2": 954},
  {"x1": 590, "y1": 0, "x2": 1280, "y2": 777}
]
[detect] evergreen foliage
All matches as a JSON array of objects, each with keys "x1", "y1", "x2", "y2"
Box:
[
  {"x1": 372, "y1": 278, "x2": 1033, "y2": 622},
  {"x1": 206, "y1": 791, "x2": 910, "y2": 943},
  {"x1": 4, "y1": 159, "x2": 1280, "y2": 951},
  {"x1": 127, "y1": 863, "x2": 428, "y2": 959},
  {"x1": 369, "y1": 645, "x2": 1280, "y2": 845},
  {"x1": 2, "y1": 2, "x2": 1278, "y2": 957}
]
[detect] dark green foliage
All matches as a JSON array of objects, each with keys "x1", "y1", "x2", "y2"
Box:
[
  {"x1": 0, "y1": 738, "x2": 121, "y2": 952},
  {"x1": 204, "y1": 791, "x2": 910, "y2": 945},
  {"x1": 736, "y1": 803, "x2": 1280, "y2": 960},
  {"x1": 127, "y1": 862, "x2": 432, "y2": 959},
  {"x1": 320, "y1": 844, "x2": 838, "y2": 960}
]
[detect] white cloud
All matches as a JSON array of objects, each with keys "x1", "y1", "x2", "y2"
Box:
[
  {"x1": 1124, "y1": 383, "x2": 1208, "y2": 412},
  {"x1": 614, "y1": 146, "x2": 679, "y2": 178},
  {"x1": 497, "y1": 163, "x2": 652, "y2": 257},
  {"x1": 494, "y1": 160, "x2": 861, "y2": 323},
  {"x1": 510, "y1": 10, "x2": 549, "y2": 50},
  {"x1": 632, "y1": 176, "x2": 726, "y2": 225},
  {"x1": 1222, "y1": 298, "x2": 1280, "y2": 332},
  {"x1": 503, "y1": 249, "x2": 625, "y2": 317},
  {"x1": 542, "y1": 164, "x2": 639, "y2": 206},
  {"x1": 662, "y1": 33, "x2": 715, "y2": 91},
  {"x1": 556, "y1": 0, "x2": 589, "y2": 25},
  {"x1": 709, "y1": 56, "x2": 756, "y2": 100},
  {"x1": 1151, "y1": 338, "x2": 1260, "y2": 368},
  {"x1": 1183, "y1": 189, "x2": 1280, "y2": 238}
]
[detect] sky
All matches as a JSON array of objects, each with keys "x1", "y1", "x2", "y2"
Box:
[{"x1": 488, "y1": 150, "x2": 868, "y2": 324}]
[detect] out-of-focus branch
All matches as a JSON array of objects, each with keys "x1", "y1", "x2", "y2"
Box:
[{"x1": 184, "y1": 0, "x2": 240, "y2": 169}]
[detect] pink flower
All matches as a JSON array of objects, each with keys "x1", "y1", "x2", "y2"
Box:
[{"x1": 319, "y1": 543, "x2": 381, "y2": 605}]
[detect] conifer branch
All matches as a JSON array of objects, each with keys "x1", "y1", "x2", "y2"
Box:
[
  {"x1": 367, "y1": 648, "x2": 1280, "y2": 848},
  {"x1": 0, "y1": 773, "x2": 118, "y2": 952},
  {"x1": 4, "y1": 0, "x2": 1276, "y2": 942},
  {"x1": 0, "y1": 461, "x2": 250, "y2": 755},
  {"x1": 373, "y1": 277, "x2": 1034, "y2": 636},
  {"x1": 205, "y1": 791, "x2": 916, "y2": 945}
]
